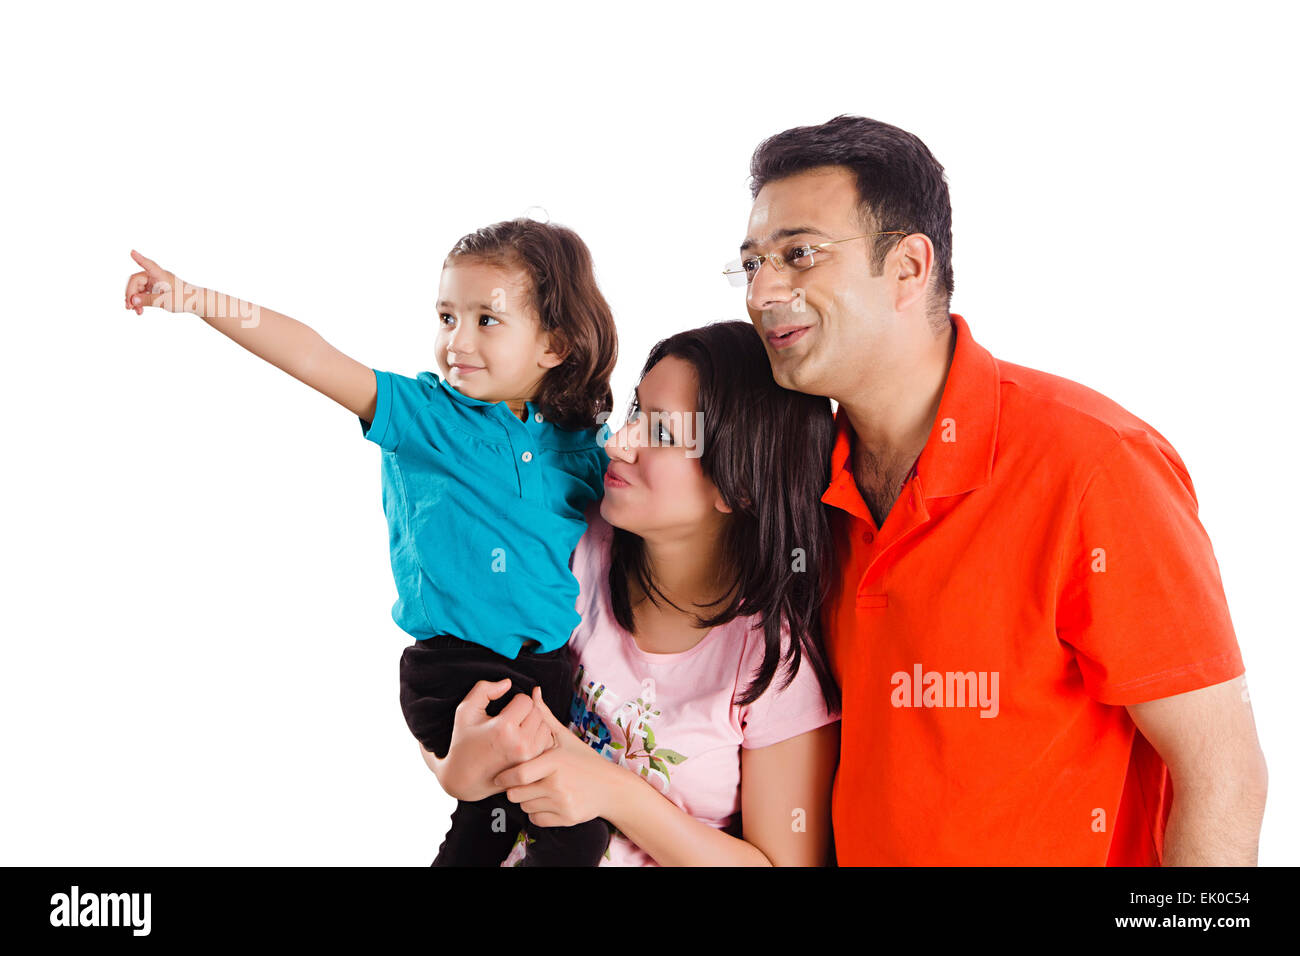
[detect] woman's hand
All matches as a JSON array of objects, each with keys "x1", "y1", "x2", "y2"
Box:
[
  {"x1": 123, "y1": 249, "x2": 186, "y2": 315},
  {"x1": 494, "y1": 686, "x2": 625, "y2": 828},
  {"x1": 430, "y1": 679, "x2": 557, "y2": 802}
]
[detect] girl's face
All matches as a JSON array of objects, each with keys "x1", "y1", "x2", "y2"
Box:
[
  {"x1": 601, "y1": 355, "x2": 733, "y2": 538},
  {"x1": 435, "y1": 259, "x2": 563, "y2": 410}
]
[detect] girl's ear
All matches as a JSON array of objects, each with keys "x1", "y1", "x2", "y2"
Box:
[{"x1": 539, "y1": 330, "x2": 569, "y2": 369}]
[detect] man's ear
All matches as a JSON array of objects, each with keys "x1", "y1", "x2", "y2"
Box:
[{"x1": 892, "y1": 232, "x2": 935, "y2": 314}]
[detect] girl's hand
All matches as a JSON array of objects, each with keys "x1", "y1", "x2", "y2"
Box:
[
  {"x1": 433, "y1": 679, "x2": 556, "y2": 802},
  {"x1": 123, "y1": 249, "x2": 184, "y2": 315},
  {"x1": 494, "y1": 686, "x2": 622, "y2": 828}
]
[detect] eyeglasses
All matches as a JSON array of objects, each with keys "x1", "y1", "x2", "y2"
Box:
[{"x1": 722, "y1": 232, "x2": 910, "y2": 287}]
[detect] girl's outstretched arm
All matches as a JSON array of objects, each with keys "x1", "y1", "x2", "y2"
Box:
[{"x1": 123, "y1": 249, "x2": 378, "y2": 421}]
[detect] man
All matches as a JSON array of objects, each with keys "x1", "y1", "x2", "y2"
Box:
[{"x1": 734, "y1": 115, "x2": 1267, "y2": 865}]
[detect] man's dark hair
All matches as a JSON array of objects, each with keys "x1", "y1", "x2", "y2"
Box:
[
  {"x1": 608, "y1": 321, "x2": 840, "y2": 714},
  {"x1": 748, "y1": 114, "x2": 954, "y2": 327}
]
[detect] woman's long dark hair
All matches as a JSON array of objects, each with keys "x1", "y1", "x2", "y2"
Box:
[{"x1": 608, "y1": 321, "x2": 840, "y2": 712}]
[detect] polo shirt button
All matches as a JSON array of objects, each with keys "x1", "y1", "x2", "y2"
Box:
[
  {"x1": 521, "y1": 451, "x2": 533, "y2": 463},
  {"x1": 861, "y1": 530, "x2": 874, "y2": 544},
  {"x1": 534, "y1": 412, "x2": 543, "y2": 423}
]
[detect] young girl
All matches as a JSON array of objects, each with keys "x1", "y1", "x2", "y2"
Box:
[
  {"x1": 423, "y1": 321, "x2": 844, "y2": 866},
  {"x1": 121, "y1": 218, "x2": 619, "y2": 866}
]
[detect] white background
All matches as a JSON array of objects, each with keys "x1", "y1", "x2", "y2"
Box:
[{"x1": 1, "y1": 0, "x2": 1295, "y2": 865}]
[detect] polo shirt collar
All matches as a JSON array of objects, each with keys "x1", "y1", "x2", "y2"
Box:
[
  {"x1": 437, "y1": 374, "x2": 542, "y2": 423},
  {"x1": 824, "y1": 312, "x2": 999, "y2": 509}
]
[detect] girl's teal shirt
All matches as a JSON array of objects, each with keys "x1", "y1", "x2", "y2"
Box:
[{"x1": 360, "y1": 369, "x2": 609, "y2": 659}]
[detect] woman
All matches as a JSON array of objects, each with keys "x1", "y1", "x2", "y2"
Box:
[{"x1": 414, "y1": 321, "x2": 842, "y2": 865}]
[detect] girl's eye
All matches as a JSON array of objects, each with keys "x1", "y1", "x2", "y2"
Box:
[
  {"x1": 479, "y1": 314, "x2": 499, "y2": 327},
  {"x1": 439, "y1": 313, "x2": 455, "y2": 326}
]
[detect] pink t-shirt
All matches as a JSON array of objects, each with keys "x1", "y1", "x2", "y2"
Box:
[{"x1": 501, "y1": 505, "x2": 841, "y2": 866}]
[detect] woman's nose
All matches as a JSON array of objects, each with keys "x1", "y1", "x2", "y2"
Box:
[{"x1": 605, "y1": 421, "x2": 642, "y2": 458}]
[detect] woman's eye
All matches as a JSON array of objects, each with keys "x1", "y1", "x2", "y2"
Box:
[
  {"x1": 479, "y1": 314, "x2": 499, "y2": 327},
  {"x1": 624, "y1": 406, "x2": 671, "y2": 444},
  {"x1": 439, "y1": 313, "x2": 455, "y2": 326}
]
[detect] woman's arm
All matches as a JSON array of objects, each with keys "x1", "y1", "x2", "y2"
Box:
[
  {"x1": 123, "y1": 250, "x2": 378, "y2": 421},
  {"x1": 607, "y1": 723, "x2": 840, "y2": 866},
  {"x1": 737, "y1": 721, "x2": 840, "y2": 865},
  {"x1": 601, "y1": 765, "x2": 772, "y2": 866},
  {"x1": 496, "y1": 698, "x2": 841, "y2": 866}
]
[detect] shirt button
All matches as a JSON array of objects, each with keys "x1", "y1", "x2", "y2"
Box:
[
  {"x1": 521, "y1": 451, "x2": 533, "y2": 463},
  {"x1": 534, "y1": 412, "x2": 544, "y2": 423},
  {"x1": 861, "y1": 530, "x2": 874, "y2": 544}
]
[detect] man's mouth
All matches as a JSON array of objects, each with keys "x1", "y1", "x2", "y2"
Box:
[{"x1": 766, "y1": 325, "x2": 811, "y2": 350}]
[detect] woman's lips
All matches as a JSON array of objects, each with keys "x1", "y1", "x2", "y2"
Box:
[{"x1": 604, "y1": 466, "x2": 631, "y2": 488}]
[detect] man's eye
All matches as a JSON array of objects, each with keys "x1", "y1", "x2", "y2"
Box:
[
  {"x1": 741, "y1": 257, "x2": 761, "y2": 274},
  {"x1": 788, "y1": 245, "x2": 815, "y2": 266}
]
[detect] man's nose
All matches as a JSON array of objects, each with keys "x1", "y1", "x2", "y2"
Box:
[{"x1": 746, "y1": 258, "x2": 796, "y2": 311}]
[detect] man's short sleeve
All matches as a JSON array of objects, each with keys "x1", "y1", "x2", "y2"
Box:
[
  {"x1": 1055, "y1": 432, "x2": 1244, "y2": 705},
  {"x1": 738, "y1": 625, "x2": 841, "y2": 750},
  {"x1": 358, "y1": 370, "x2": 439, "y2": 453}
]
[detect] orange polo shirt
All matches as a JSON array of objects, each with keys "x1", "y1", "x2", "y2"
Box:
[{"x1": 823, "y1": 312, "x2": 1245, "y2": 865}]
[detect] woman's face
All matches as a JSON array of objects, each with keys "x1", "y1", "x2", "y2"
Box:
[{"x1": 601, "y1": 355, "x2": 732, "y2": 538}]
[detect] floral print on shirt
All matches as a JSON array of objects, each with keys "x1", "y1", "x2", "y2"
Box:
[{"x1": 569, "y1": 663, "x2": 688, "y2": 790}]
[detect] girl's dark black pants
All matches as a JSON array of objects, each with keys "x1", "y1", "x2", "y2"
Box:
[{"x1": 398, "y1": 634, "x2": 610, "y2": 867}]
